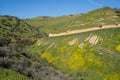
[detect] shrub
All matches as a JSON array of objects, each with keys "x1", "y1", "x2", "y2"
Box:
[
  {"x1": 0, "y1": 39, "x2": 8, "y2": 46},
  {"x1": 0, "y1": 57, "x2": 13, "y2": 68},
  {"x1": 0, "y1": 42, "x2": 67, "y2": 80},
  {"x1": 116, "y1": 44, "x2": 120, "y2": 52}
]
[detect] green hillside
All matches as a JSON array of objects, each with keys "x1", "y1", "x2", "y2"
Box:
[
  {"x1": 0, "y1": 16, "x2": 67, "y2": 80},
  {"x1": 0, "y1": 68, "x2": 29, "y2": 80},
  {"x1": 25, "y1": 7, "x2": 120, "y2": 34},
  {"x1": 29, "y1": 27, "x2": 120, "y2": 80},
  {"x1": 0, "y1": 7, "x2": 120, "y2": 80},
  {"x1": 0, "y1": 15, "x2": 48, "y2": 46}
]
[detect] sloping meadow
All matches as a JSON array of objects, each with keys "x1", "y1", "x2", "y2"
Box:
[{"x1": 29, "y1": 28, "x2": 120, "y2": 80}]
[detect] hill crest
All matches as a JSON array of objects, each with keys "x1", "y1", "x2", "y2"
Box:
[{"x1": 25, "y1": 7, "x2": 120, "y2": 34}]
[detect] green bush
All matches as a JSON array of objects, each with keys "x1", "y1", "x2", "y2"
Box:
[{"x1": 0, "y1": 68, "x2": 29, "y2": 80}]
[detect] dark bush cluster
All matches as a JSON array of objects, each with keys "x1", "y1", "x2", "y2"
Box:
[
  {"x1": 0, "y1": 43, "x2": 69, "y2": 80},
  {"x1": 114, "y1": 8, "x2": 120, "y2": 18},
  {"x1": 0, "y1": 39, "x2": 10, "y2": 46}
]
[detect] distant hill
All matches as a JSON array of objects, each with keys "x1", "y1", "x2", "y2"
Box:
[
  {"x1": 0, "y1": 15, "x2": 48, "y2": 46},
  {"x1": 25, "y1": 7, "x2": 120, "y2": 34}
]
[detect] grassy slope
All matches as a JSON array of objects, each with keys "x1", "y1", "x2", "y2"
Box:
[
  {"x1": 0, "y1": 15, "x2": 48, "y2": 44},
  {"x1": 0, "y1": 15, "x2": 68, "y2": 80},
  {"x1": 1, "y1": 7, "x2": 120, "y2": 80},
  {"x1": 25, "y1": 7, "x2": 120, "y2": 34},
  {"x1": 29, "y1": 28, "x2": 120, "y2": 80},
  {"x1": 0, "y1": 68, "x2": 29, "y2": 80}
]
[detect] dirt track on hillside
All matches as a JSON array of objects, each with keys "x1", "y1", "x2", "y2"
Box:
[{"x1": 49, "y1": 24, "x2": 120, "y2": 37}]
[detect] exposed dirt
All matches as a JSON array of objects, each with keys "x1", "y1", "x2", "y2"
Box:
[
  {"x1": 87, "y1": 35, "x2": 99, "y2": 45},
  {"x1": 68, "y1": 38, "x2": 78, "y2": 45},
  {"x1": 49, "y1": 24, "x2": 120, "y2": 37}
]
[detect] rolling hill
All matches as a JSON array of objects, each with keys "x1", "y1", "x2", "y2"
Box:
[
  {"x1": 25, "y1": 7, "x2": 120, "y2": 34},
  {"x1": 27, "y1": 7, "x2": 120, "y2": 80},
  {"x1": 0, "y1": 7, "x2": 120, "y2": 80},
  {"x1": 0, "y1": 16, "x2": 68, "y2": 80},
  {"x1": 0, "y1": 15, "x2": 48, "y2": 46},
  {"x1": 29, "y1": 27, "x2": 120, "y2": 80}
]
